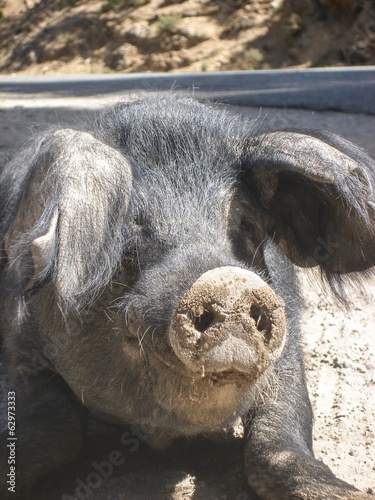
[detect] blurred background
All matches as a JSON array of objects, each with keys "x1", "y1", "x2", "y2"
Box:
[{"x1": 0, "y1": 0, "x2": 374, "y2": 76}]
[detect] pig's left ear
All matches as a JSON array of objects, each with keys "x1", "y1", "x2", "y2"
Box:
[{"x1": 242, "y1": 130, "x2": 375, "y2": 274}]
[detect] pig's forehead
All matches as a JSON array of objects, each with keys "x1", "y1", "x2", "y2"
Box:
[
  {"x1": 131, "y1": 164, "x2": 237, "y2": 215},
  {"x1": 122, "y1": 156, "x2": 239, "y2": 245},
  {"x1": 104, "y1": 97, "x2": 247, "y2": 174},
  {"x1": 121, "y1": 128, "x2": 242, "y2": 178}
]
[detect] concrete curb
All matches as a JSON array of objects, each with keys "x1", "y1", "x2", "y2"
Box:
[{"x1": 0, "y1": 67, "x2": 374, "y2": 114}]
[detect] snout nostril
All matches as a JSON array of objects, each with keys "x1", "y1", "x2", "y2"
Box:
[
  {"x1": 250, "y1": 304, "x2": 272, "y2": 344},
  {"x1": 250, "y1": 304, "x2": 262, "y2": 327},
  {"x1": 193, "y1": 309, "x2": 214, "y2": 333}
]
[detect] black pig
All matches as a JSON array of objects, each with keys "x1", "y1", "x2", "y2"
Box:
[{"x1": 0, "y1": 96, "x2": 374, "y2": 499}]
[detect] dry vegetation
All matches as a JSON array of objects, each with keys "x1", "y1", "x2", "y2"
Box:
[{"x1": 0, "y1": 0, "x2": 374, "y2": 75}]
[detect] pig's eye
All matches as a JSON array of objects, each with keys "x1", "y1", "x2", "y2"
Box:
[
  {"x1": 133, "y1": 214, "x2": 143, "y2": 227},
  {"x1": 240, "y1": 219, "x2": 256, "y2": 240}
]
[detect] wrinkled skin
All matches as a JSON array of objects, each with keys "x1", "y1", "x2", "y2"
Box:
[{"x1": 0, "y1": 96, "x2": 375, "y2": 499}]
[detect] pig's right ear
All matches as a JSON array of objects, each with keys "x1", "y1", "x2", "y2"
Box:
[
  {"x1": 242, "y1": 130, "x2": 375, "y2": 278},
  {"x1": 3, "y1": 128, "x2": 132, "y2": 308}
]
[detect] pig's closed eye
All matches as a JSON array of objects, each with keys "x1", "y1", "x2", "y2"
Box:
[
  {"x1": 132, "y1": 214, "x2": 144, "y2": 228},
  {"x1": 240, "y1": 219, "x2": 256, "y2": 240}
]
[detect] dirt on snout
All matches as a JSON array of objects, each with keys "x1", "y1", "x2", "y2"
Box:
[{"x1": 169, "y1": 267, "x2": 286, "y2": 378}]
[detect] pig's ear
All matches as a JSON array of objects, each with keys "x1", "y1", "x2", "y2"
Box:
[
  {"x1": 242, "y1": 130, "x2": 375, "y2": 275},
  {"x1": 3, "y1": 129, "x2": 132, "y2": 307}
]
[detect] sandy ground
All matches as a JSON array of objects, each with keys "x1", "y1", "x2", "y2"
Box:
[{"x1": 0, "y1": 96, "x2": 374, "y2": 499}]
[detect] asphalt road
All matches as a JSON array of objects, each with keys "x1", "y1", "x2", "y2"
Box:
[{"x1": 0, "y1": 67, "x2": 375, "y2": 113}]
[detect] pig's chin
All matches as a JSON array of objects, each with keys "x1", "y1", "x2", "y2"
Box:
[{"x1": 143, "y1": 344, "x2": 264, "y2": 434}]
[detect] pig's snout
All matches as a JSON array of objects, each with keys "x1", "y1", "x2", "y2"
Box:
[{"x1": 169, "y1": 267, "x2": 286, "y2": 379}]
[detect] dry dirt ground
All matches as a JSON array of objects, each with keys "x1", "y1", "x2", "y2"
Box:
[
  {"x1": 0, "y1": 99, "x2": 374, "y2": 499},
  {"x1": 0, "y1": 0, "x2": 374, "y2": 76}
]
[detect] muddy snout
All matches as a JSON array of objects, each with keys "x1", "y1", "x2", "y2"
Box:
[{"x1": 169, "y1": 267, "x2": 286, "y2": 379}]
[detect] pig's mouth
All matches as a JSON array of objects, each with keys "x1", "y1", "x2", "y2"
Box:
[{"x1": 206, "y1": 369, "x2": 251, "y2": 387}]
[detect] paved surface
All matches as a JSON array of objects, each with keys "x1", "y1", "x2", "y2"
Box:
[{"x1": 0, "y1": 67, "x2": 375, "y2": 112}]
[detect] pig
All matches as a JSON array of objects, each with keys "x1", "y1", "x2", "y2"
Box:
[{"x1": 0, "y1": 95, "x2": 374, "y2": 499}]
